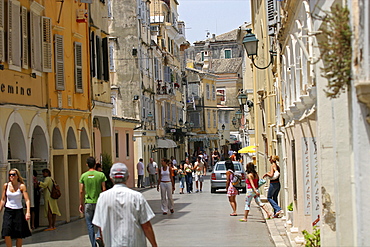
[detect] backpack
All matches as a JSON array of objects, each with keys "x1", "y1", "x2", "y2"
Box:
[
  {"x1": 231, "y1": 172, "x2": 242, "y2": 187},
  {"x1": 48, "y1": 179, "x2": 61, "y2": 199}
]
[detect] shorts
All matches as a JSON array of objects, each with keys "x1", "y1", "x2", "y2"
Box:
[
  {"x1": 195, "y1": 174, "x2": 204, "y2": 182},
  {"x1": 149, "y1": 174, "x2": 157, "y2": 184}
]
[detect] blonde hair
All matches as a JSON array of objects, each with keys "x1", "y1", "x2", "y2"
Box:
[
  {"x1": 9, "y1": 168, "x2": 25, "y2": 184},
  {"x1": 270, "y1": 155, "x2": 279, "y2": 163}
]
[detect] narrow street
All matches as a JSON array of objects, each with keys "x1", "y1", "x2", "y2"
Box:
[{"x1": 1, "y1": 177, "x2": 275, "y2": 247}]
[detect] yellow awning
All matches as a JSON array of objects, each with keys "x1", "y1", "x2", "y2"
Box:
[{"x1": 238, "y1": 145, "x2": 256, "y2": 153}]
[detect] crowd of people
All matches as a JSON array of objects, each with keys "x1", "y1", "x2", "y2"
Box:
[{"x1": 0, "y1": 151, "x2": 282, "y2": 247}]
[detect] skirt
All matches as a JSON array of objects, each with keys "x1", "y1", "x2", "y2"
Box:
[{"x1": 2, "y1": 207, "x2": 31, "y2": 239}]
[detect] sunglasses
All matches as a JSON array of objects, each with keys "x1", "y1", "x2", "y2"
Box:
[{"x1": 9, "y1": 173, "x2": 17, "y2": 177}]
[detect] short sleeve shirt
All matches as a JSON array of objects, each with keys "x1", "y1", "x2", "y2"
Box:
[
  {"x1": 79, "y1": 170, "x2": 107, "y2": 204},
  {"x1": 92, "y1": 184, "x2": 155, "y2": 247},
  {"x1": 137, "y1": 162, "x2": 145, "y2": 175},
  {"x1": 147, "y1": 162, "x2": 158, "y2": 175}
]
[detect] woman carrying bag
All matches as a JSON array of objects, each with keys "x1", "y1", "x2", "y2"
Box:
[
  {"x1": 39, "y1": 169, "x2": 61, "y2": 231},
  {"x1": 263, "y1": 155, "x2": 283, "y2": 218},
  {"x1": 0, "y1": 168, "x2": 31, "y2": 247}
]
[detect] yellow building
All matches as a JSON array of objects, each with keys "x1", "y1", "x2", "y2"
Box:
[{"x1": 0, "y1": 0, "x2": 92, "y2": 226}]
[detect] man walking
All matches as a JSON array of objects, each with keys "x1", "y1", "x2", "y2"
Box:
[
  {"x1": 147, "y1": 158, "x2": 158, "y2": 188},
  {"x1": 92, "y1": 163, "x2": 157, "y2": 247},
  {"x1": 194, "y1": 156, "x2": 206, "y2": 193},
  {"x1": 137, "y1": 158, "x2": 145, "y2": 188},
  {"x1": 79, "y1": 157, "x2": 107, "y2": 247}
]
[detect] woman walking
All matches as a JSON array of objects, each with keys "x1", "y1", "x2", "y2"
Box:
[
  {"x1": 225, "y1": 160, "x2": 238, "y2": 216},
  {"x1": 184, "y1": 157, "x2": 194, "y2": 193},
  {"x1": 0, "y1": 168, "x2": 31, "y2": 247},
  {"x1": 157, "y1": 158, "x2": 175, "y2": 215},
  {"x1": 178, "y1": 162, "x2": 186, "y2": 194},
  {"x1": 263, "y1": 155, "x2": 282, "y2": 218},
  {"x1": 240, "y1": 163, "x2": 272, "y2": 222},
  {"x1": 39, "y1": 169, "x2": 61, "y2": 231}
]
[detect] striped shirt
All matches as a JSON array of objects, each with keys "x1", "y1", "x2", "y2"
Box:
[{"x1": 92, "y1": 183, "x2": 155, "y2": 247}]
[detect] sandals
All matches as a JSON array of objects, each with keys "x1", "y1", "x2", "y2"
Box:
[
  {"x1": 230, "y1": 213, "x2": 238, "y2": 216},
  {"x1": 239, "y1": 219, "x2": 247, "y2": 222}
]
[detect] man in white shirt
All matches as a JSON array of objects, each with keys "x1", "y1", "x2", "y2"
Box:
[
  {"x1": 92, "y1": 163, "x2": 157, "y2": 247},
  {"x1": 137, "y1": 158, "x2": 145, "y2": 188},
  {"x1": 147, "y1": 158, "x2": 158, "y2": 188}
]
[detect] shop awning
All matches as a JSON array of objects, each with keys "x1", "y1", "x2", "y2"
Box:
[
  {"x1": 157, "y1": 139, "x2": 177, "y2": 148},
  {"x1": 238, "y1": 145, "x2": 256, "y2": 153}
]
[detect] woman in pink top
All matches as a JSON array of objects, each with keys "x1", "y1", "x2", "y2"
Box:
[{"x1": 240, "y1": 163, "x2": 272, "y2": 222}]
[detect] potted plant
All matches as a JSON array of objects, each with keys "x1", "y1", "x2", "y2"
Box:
[{"x1": 287, "y1": 202, "x2": 293, "y2": 225}]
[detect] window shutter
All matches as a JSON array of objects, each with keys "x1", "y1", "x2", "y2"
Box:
[
  {"x1": 266, "y1": 0, "x2": 277, "y2": 36},
  {"x1": 21, "y1": 6, "x2": 28, "y2": 69},
  {"x1": 54, "y1": 34, "x2": 65, "y2": 90},
  {"x1": 96, "y1": 36, "x2": 102, "y2": 80},
  {"x1": 30, "y1": 11, "x2": 42, "y2": 71},
  {"x1": 74, "y1": 42, "x2": 83, "y2": 93},
  {"x1": 42, "y1": 17, "x2": 52, "y2": 72},
  {"x1": 0, "y1": 0, "x2": 4, "y2": 62},
  {"x1": 90, "y1": 32, "x2": 96, "y2": 77},
  {"x1": 102, "y1": 37, "x2": 109, "y2": 81},
  {"x1": 8, "y1": 0, "x2": 21, "y2": 68},
  {"x1": 109, "y1": 41, "x2": 114, "y2": 72}
]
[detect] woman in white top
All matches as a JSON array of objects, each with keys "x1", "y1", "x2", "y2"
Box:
[
  {"x1": 157, "y1": 158, "x2": 175, "y2": 215},
  {"x1": 0, "y1": 168, "x2": 31, "y2": 247}
]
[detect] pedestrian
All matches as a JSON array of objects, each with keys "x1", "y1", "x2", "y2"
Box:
[
  {"x1": 194, "y1": 156, "x2": 206, "y2": 193},
  {"x1": 95, "y1": 163, "x2": 102, "y2": 172},
  {"x1": 263, "y1": 155, "x2": 283, "y2": 218},
  {"x1": 170, "y1": 156, "x2": 177, "y2": 167},
  {"x1": 240, "y1": 163, "x2": 272, "y2": 222},
  {"x1": 38, "y1": 168, "x2": 61, "y2": 231},
  {"x1": 212, "y1": 148, "x2": 220, "y2": 164},
  {"x1": 0, "y1": 168, "x2": 31, "y2": 247},
  {"x1": 92, "y1": 163, "x2": 157, "y2": 247},
  {"x1": 184, "y1": 157, "x2": 194, "y2": 193},
  {"x1": 230, "y1": 151, "x2": 237, "y2": 161},
  {"x1": 225, "y1": 160, "x2": 238, "y2": 216},
  {"x1": 137, "y1": 158, "x2": 145, "y2": 188},
  {"x1": 30, "y1": 170, "x2": 40, "y2": 230},
  {"x1": 79, "y1": 157, "x2": 107, "y2": 247},
  {"x1": 157, "y1": 158, "x2": 175, "y2": 215},
  {"x1": 147, "y1": 158, "x2": 158, "y2": 188},
  {"x1": 178, "y1": 162, "x2": 185, "y2": 194},
  {"x1": 228, "y1": 149, "x2": 234, "y2": 157}
]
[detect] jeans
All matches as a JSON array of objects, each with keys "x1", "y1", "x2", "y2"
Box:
[
  {"x1": 137, "y1": 175, "x2": 144, "y2": 187},
  {"x1": 267, "y1": 182, "x2": 282, "y2": 214},
  {"x1": 185, "y1": 173, "x2": 193, "y2": 193},
  {"x1": 85, "y1": 203, "x2": 100, "y2": 247}
]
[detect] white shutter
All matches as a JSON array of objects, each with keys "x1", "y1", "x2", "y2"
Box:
[
  {"x1": 8, "y1": 0, "x2": 21, "y2": 68},
  {"x1": 0, "y1": 0, "x2": 4, "y2": 62},
  {"x1": 74, "y1": 42, "x2": 83, "y2": 93},
  {"x1": 54, "y1": 34, "x2": 65, "y2": 90},
  {"x1": 42, "y1": 17, "x2": 52, "y2": 72},
  {"x1": 266, "y1": 0, "x2": 277, "y2": 36},
  {"x1": 21, "y1": 6, "x2": 28, "y2": 69},
  {"x1": 30, "y1": 11, "x2": 42, "y2": 71}
]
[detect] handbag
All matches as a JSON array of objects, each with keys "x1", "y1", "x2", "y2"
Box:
[
  {"x1": 271, "y1": 170, "x2": 280, "y2": 180},
  {"x1": 47, "y1": 179, "x2": 61, "y2": 199},
  {"x1": 258, "y1": 178, "x2": 266, "y2": 188}
]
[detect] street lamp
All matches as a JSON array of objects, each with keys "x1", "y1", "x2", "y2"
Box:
[
  {"x1": 222, "y1": 124, "x2": 225, "y2": 131},
  {"x1": 235, "y1": 109, "x2": 243, "y2": 120},
  {"x1": 147, "y1": 112, "x2": 154, "y2": 122},
  {"x1": 179, "y1": 118, "x2": 184, "y2": 126},
  {"x1": 237, "y1": 92, "x2": 248, "y2": 106},
  {"x1": 243, "y1": 28, "x2": 276, "y2": 70}
]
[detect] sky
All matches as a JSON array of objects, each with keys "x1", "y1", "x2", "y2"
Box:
[{"x1": 178, "y1": 0, "x2": 251, "y2": 44}]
